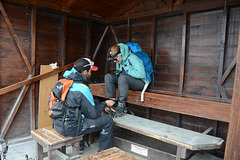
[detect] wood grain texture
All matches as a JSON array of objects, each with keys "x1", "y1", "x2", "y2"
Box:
[
  {"x1": 90, "y1": 84, "x2": 231, "y2": 122},
  {"x1": 114, "y1": 114, "x2": 224, "y2": 150}
]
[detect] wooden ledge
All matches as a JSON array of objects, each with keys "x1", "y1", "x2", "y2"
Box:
[{"x1": 89, "y1": 84, "x2": 231, "y2": 122}]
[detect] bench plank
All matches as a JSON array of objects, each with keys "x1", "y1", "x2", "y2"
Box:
[
  {"x1": 90, "y1": 84, "x2": 231, "y2": 122},
  {"x1": 31, "y1": 127, "x2": 82, "y2": 160},
  {"x1": 78, "y1": 147, "x2": 140, "y2": 160},
  {"x1": 31, "y1": 126, "x2": 80, "y2": 146},
  {"x1": 113, "y1": 114, "x2": 224, "y2": 151}
]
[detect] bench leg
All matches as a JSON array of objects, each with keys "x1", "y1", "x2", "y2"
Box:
[
  {"x1": 59, "y1": 146, "x2": 66, "y2": 154},
  {"x1": 72, "y1": 141, "x2": 80, "y2": 155},
  {"x1": 48, "y1": 149, "x2": 52, "y2": 160},
  {"x1": 36, "y1": 142, "x2": 43, "y2": 160},
  {"x1": 176, "y1": 146, "x2": 183, "y2": 160}
]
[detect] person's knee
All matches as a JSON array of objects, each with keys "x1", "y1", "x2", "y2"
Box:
[
  {"x1": 118, "y1": 75, "x2": 128, "y2": 84},
  {"x1": 105, "y1": 73, "x2": 112, "y2": 82}
]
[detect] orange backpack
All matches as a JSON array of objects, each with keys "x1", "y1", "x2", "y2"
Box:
[{"x1": 48, "y1": 79, "x2": 74, "y2": 119}]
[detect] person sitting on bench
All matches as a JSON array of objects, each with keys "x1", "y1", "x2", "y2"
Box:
[
  {"x1": 105, "y1": 43, "x2": 146, "y2": 117},
  {"x1": 53, "y1": 58, "x2": 115, "y2": 152}
]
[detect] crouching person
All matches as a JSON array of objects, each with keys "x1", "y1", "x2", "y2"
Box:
[{"x1": 52, "y1": 58, "x2": 115, "y2": 152}]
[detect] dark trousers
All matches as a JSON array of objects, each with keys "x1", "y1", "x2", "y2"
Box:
[
  {"x1": 80, "y1": 115, "x2": 114, "y2": 151},
  {"x1": 105, "y1": 73, "x2": 145, "y2": 101}
]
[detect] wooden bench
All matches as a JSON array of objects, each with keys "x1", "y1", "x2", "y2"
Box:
[
  {"x1": 31, "y1": 126, "x2": 83, "y2": 160},
  {"x1": 89, "y1": 84, "x2": 231, "y2": 122},
  {"x1": 114, "y1": 114, "x2": 223, "y2": 160},
  {"x1": 89, "y1": 84, "x2": 226, "y2": 159}
]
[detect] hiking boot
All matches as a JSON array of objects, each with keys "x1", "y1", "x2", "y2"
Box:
[{"x1": 114, "y1": 101, "x2": 127, "y2": 118}]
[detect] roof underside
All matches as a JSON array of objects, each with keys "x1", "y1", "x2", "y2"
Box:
[{"x1": 4, "y1": 0, "x2": 240, "y2": 23}]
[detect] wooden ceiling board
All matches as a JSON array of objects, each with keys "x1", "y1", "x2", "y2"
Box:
[{"x1": 70, "y1": 0, "x2": 132, "y2": 18}]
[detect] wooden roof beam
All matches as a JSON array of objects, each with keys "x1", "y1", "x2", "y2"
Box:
[
  {"x1": 61, "y1": 0, "x2": 78, "y2": 12},
  {"x1": 174, "y1": 0, "x2": 185, "y2": 6},
  {"x1": 166, "y1": 0, "x2": 173, "y2": 11},
  {"x1": 107, "y1": 0, "x2": 145, "y2": 22}
]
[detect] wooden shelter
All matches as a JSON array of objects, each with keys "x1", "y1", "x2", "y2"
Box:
[{"x1": 0, "y1": 0, "x2": 240, "y2": 159}]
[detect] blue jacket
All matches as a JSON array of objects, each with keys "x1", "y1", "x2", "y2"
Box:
[
  {"x1": 53, "y1": 67, "x2": 107, "y2": 137},
  {"x1": 116, "y1": 43, "x2": 146, "y2": 82}
]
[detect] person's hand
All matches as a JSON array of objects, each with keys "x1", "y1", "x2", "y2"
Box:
[
  {"x1": 105, "y1": 106, "x2": 116, "y2": 114},
  {"x1": 105, "y1": 100, "x2": 115, "y2": 107}
]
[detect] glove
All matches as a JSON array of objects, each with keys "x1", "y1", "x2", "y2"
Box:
[{"x1": 121, "y1": 70, "x2": 128, "y2": 75}]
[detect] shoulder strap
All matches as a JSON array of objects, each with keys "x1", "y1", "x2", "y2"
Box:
[{"x1": 58, "y1": 79, "x2": 74, "y2": 101}]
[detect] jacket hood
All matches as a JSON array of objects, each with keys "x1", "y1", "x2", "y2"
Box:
[
  {"x1": 118, "y1": 43, "x2": 130, "y2": 65},
  {"x1": 63, "y1": 67, "x2": 89, "y2": 86}
]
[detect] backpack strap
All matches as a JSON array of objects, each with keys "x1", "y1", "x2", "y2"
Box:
[{"x1": 75, "y1": 108, "x2": 82, "y2": 137}]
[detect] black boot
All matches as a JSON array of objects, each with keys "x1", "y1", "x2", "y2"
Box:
[{"x1": 114, "y1": 101, "x2": 127, "y2": 118}]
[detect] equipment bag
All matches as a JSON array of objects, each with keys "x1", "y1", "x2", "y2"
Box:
[
  {"x1": 48, "y1": 79, "x2": 73, "y2": 119},
  {"x1": 125, "y1": 42, "x2": 154, "y2": 83},
  {"x1": 125, "y1": 42, "x2": 154, "y2": 101}
]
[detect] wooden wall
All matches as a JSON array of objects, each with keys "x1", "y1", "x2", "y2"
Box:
[
  {"x1": 0, "y1": 1, "x2": 106, "y2": 140},
  {"x1": 0, "y1": 2, "x2": 31, "y2": 140},
  {"x1": 0, "y1": 0, "x2": 240, "y2": 158},
  {"x1": 110, "y1": 2, "x2": 240, "y2": 158}
]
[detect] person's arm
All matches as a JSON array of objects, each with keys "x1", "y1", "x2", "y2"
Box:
[
  {"x1": 79, "y1": 93, "x2": 114, "y2": 119},
  {"x1": 125, "y1": 55, "x2": 146, "y2": 79}
]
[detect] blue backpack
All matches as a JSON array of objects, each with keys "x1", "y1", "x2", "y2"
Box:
[{"x1": 125, "y1": 42, "x2": 154, "y2": 101}]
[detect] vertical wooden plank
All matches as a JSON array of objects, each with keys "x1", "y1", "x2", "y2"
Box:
[
  {"x1": 38, "y1": 66, "x2": 58, "y2": 129},
  {"x1": 30, "y1": 7, "x2": 37, "y2": 130},
  {"x1": 224, "y1": 27, "x2": 240, "y2": 160},
  {"x1": 179, "y1": 13, "x2": 187, "y2": 93},
  {"x1": 127, "y1": 17, "x2": 130, "y2": 42},
  {"x1": 0, "y1": 1, "x2": 32, "y2": 74},
  {"x1": 217, "y1": 5, "x2": 228, "y2": 98},
  {"x1": 150, "y1": 17, "x2": 156, "y2": 71},
  {"x1": 59, "y1": 15, "x2": 67, "y2": 66}
]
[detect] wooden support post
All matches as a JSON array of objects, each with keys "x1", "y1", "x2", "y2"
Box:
[
  {"x1": 179, "y1": 13, "x2": 188, "y2": 93},
  {"x1": 150, "y1": 17, "x2": 156, "y2": 84},
  {"x1": 127, "y1": 17, "x2": 130, "y2": 42},
  {"x1": 224, "y1": 27, "x2": 240, "y2": 160},
  {"x1": 110, "y1": 25, "x2": 119, "y2": 44},
  {"x1": 30, "y1": 7, "x2": 37, "y2": 130},
  {"x1": 59, "y1": 15, "x2": 67, "y2": 66},
  {"x1": 92, "y1": 26, "x2": 109, "y2": 60},
  {"x1": 217, "y1": 3, "x2": 228, "y2": 98}
]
